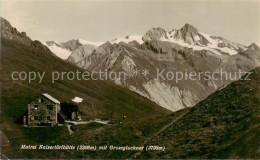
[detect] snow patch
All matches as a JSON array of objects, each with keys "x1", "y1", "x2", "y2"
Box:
[
  {"x1": 194, "y1": 35, "x2": 200, "y2": 41},
  {"x1": 72, "y1": 97, "x2": 83, "y2": 103},
  {"x1": 78, "y1": 39, "x2": 104, "y2": 47},
  {"x1": 200, "y1": 32, "x2": 238, "y2": 55},
  {"x1": 159, "y1": 31, "x2": 239, "y2": 55},
  {"x1": 111, "y1": 35, "x2": 143, "y2": 44},
  {"x1": 161, "y1": 36, "x2": 222, "y2": 55},
  {"x1": 41, "y1": 41, "x2": 71, "y2": 60}
]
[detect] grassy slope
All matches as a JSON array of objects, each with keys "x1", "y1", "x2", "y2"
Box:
[
  {"x1": 0, "y1": 38, "x2": 171, "y2": 158},
  {"x1": 138, "y1": 68, "x2": 260, "y2": 159},
  {"x1": 53, "y1": 109, "x2": 188, "y2": 159}
]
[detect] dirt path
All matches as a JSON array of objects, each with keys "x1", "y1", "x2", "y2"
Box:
[
  {"x1": 67, "y1": 125, "x2": 73, "y2": 135},
  {"x1": 65, "y1": 119, "x2": 109, "y2": 125},
  {"x1": 132, "y1": 109, "x2": 190, "y2": 158},
  {"x1": 65, "y1": 119, "x2": 110, "y2": 134}
]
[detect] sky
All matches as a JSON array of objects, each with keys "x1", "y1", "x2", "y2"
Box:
[{"x1": 1, "y1": 0, "x2": 260, "y2": 46}]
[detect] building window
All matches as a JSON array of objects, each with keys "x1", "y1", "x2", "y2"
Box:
[
  {"x1": 47, "y1": 105, "x2": 53, "y2": 110},
  {"x1": 38, "y1": 98, "x2": 44, "y2": 103},
  {"x1": 34, "y1": 116, "x2": 38, "y2": 120},
  {"x1": 47, "y1": 116, "x2": 51, "y2": 121},
  {"x1": 34, "y1": 105, "x2": 38, "y2": 109}
]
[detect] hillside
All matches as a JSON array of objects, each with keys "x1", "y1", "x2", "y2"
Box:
[
  {"x1": 0, "y1": 17, "x2": 171, "y2": 158},
  {"x1": 136, "y1": 67, "x2": 260, "y2": 159}
]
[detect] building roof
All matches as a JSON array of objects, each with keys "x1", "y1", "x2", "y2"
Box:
[{"x1": 42, "y1": 93, "x2": 60, "y2": 104}]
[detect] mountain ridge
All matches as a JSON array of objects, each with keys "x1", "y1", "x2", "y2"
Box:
[
  {"x1": 67, "y1": 33, "x2": 260, "y2": 111},
  {"x1": 43, "y1": 23, "x2": 259, "y2": 59}
]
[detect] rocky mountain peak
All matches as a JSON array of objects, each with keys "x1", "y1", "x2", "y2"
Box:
[
  {"x1": 1, "y1": 17, "x2": 11, "y2": 29},
  {"x1": 173, "y1": 23, "x2": 209, "y2": 45},
  {"x1": 180, "y1": 23, "x2": 199, "y2": 33},
  {"x1": 93, "y1": 41, "x2": 114, "y2": 54},
  {"x1": 1, "y1": 17, "x2": 31, "y2": 45},
  {"x1": 60, "y1": 39, "x2": 83, "y2": 51},
  {"x1": 247, "y1": 43, "x2": 260, "y2": 51},
  {"x1": 142, "y1": 27, "x2": 167, "y2": 41}
]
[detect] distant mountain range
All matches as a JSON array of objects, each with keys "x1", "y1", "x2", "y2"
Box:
[
  {"x1": 43, "y1": 23, "x2": 256, "y2": 60},
  {"x1": 43, "y1": 23, "x2": 260, "y2": 111}
]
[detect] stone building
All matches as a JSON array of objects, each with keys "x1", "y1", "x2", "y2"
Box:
[{"x1": 25, "y1": 93, "x2": 60, "y2": 126}]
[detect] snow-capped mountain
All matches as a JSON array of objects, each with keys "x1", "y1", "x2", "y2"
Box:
[
  {"x1": 143, "y1": 24, "x2": 247, "y2": 55},
  {"x1": 42, "y1": 39, "x2": 104, "y2": 60},
  {"x1": 247, "y1": 43, "x2": 260, "y2": 51},
  {"x1": 110, "y1": 35, "x2": 143, "y2": 44},
  {"x1": 43, "y1": 24, "x2": 251, "y2": 61},
  {"x1": 45, "y1": 24, "x2": 260, "y2": 112},
  {"x1": 41, "y1": 41, "x2": 71, "y2": 59}
]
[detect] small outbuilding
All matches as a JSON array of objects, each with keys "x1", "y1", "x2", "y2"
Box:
[{"x1": 60, "y1": 102, "x2": 80, "y2": 121}]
